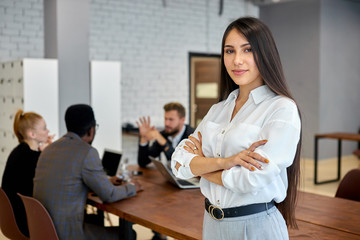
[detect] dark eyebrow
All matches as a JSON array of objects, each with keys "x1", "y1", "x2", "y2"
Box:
[{"x1": 224, "y1": 43, "x2": 250, "y2": 48}]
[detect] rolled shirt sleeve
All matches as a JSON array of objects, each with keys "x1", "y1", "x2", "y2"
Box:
[
  {"x1": 171, "y1": 105, "x2": 216, "y2": 179},
  {"x1": 171, "y1": 139, "x2": 197, "y2": 179}
]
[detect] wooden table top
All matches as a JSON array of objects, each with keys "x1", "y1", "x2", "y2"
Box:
[
  {"x1": 315, "y1": 132, "x2": 360, "y2": 141},
  {"x1": 89, "y1": 166, "x2": 360, "y2": 240},
  {"x1": 296, "y1": 191, "x2": 360, "y2": 236},
  {"x1": 91, "y1": 166, "x2": 203, "y2": 240},
  {"x1": 289, "y1": 220, "x2": 360, "y2": 240}
]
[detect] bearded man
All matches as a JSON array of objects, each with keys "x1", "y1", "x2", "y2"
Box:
[{"x1": 137, "y1": 102, "x2": 194, "y2": 168}]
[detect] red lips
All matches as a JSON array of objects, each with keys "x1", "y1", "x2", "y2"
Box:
[{"x1": 232, "y1": 69, "x2": 247, "y2": 76}]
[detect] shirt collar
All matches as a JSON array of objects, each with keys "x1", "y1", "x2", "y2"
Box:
[
  {"x1": 224, "y1": 85, "x2": 276, "y2": 105},
  {"x1": 168, "y1": 124, "x2": 186, "y2": 146},
  {"x1": 224, "y1": 89, "x2": 239, "y2": 105},
  {"x1": 251, "y1": 85, "x2": 276, "y2": 104}
]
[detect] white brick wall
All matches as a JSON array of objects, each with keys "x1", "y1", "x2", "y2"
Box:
[
  {"x1": 89, "y1": 0, "x2": 258, "y2": 127},
  {"x1": 0, "y1": 0, "x2": 44, "y2": 62},
  {"x1": 1, "y1": 0, "x2": 258, "y2": 126}
]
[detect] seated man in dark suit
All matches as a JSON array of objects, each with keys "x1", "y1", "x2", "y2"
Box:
[
  {"x1": 34, "y1": 104, "x2": 141, "y2": 240},
  {"x1": 136, "y1": 102, "x2": 194, "y2": 240},
  {"x1": 137, "y1": 102, "x2": 195, "y2": 168}
]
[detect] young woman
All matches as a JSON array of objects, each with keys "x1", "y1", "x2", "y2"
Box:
[
  {"x1": 1, "y1": 110, "x2": 52, "y2": 237},
  {"x1": 171, "y1": 17, "x2": 301, "y2": 240}
]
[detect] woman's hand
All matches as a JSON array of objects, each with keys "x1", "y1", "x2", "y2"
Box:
[
  {"x1": 221, "y1": 140, "x2": 269, "y2": 171},
  {"x1": 184, "y1": 132, "x2": 204, "y2": 157},
  {"x1": 39, "y1": 134, "x2": 55, "y2": 151}
]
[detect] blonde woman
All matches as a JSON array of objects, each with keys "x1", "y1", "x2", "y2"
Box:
[{"x1": 1, "y1": 110, "x2": 53, "y2": 237}]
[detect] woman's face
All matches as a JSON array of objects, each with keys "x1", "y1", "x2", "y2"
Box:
[
  {"x1": 32, "y1": 118, "x2": 49, "y2": 143},
  {"x1": 223, "y1": 29, "x2": 263, "y2": 89}
]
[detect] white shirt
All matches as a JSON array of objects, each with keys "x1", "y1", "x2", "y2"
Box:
[
  {"x1": 168, "y1": 124, "x2": 185, "y2": 148},
  {"x1": 171, "y1": 85, "x2": 301, "y2": 208}
]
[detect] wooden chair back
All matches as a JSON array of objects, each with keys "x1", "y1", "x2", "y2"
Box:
[
  {"x1": 0, "y1": 188, "x2": 28, "y2": 240},
  {"x1": 335, "y1": 168, "x2": 360, "y2": 201},
  {"x1": 17, "y1": 193, "x2": 59, "y2": 240}
]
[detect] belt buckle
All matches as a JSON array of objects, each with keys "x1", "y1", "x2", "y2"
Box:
[{"x1": 208, "y1": 204, "x2": 224, "y2": 220}]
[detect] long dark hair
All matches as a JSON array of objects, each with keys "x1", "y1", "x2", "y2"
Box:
[{"x1": 220, "y1": 17, "x2": 302, "y2": 229}]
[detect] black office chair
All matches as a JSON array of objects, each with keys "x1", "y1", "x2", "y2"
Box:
[{"x1": 335, "y1": 168, "x2": 360, "y2": 202}]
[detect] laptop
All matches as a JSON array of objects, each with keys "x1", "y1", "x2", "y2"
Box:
[
  {"x1": 101, "y1": 149, "x2": 122, "y2": 176},
  {"x1": 149, "y1": 156, "x2": 200, "y2": 189}
]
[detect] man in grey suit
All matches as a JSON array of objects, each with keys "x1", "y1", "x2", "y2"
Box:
[{"x1": 34, "y1": 104, "x2": 140, "y2": 240}]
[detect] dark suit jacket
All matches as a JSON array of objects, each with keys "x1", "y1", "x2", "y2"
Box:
[
  {"x1": 33, "y1": 132, "x2": 136, "y2": 240},
  {"x1": 137, "y1": 124, "x2": 194, "y2": 167},
  {"x1": 1, "y1": 142, "x2": 40, "y2": 237}
]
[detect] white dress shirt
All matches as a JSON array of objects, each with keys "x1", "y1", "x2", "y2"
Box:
[
  {"x1": 168, "y1": 124, "x2": 185, "y2": 148},
  {"x1": 171, "y1": 85, "x2": 301, "y2": 208}
]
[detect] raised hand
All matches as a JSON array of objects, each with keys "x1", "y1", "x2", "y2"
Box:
[{"x1": 136, "y1": 116, "x2": 154, "y2": 143}]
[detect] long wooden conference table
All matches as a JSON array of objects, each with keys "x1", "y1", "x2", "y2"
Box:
[{"x1": 88, "y1": 166, "x2": 360, "y2": 240}]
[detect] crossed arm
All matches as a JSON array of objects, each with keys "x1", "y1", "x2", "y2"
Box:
[{"x1": 174, "y1": 132, "x2": 269, "y2": 186}]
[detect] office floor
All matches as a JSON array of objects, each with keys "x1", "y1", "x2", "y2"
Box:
[{"x1": 1, "y1": 155, "x2": 359, "y2": 240}]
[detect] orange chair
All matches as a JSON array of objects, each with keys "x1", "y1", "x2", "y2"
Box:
[
  {"x1": 335, "y1": 168, "x2": 360, "y2": 202},
  {"x1": 0, "y1": 188, "x2": 28, "y2": 240},
  {"x1": 17, "y1": 194, "x2": 59, "y2": 240}
]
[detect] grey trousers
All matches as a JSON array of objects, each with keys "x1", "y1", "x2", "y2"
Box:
[{"x1": 203, "y1": 206, "x2": 289, "y2": 240}]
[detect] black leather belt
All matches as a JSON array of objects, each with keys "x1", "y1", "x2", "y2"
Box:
[{"x1": 205, "y1": 198, "x2": 275, "y2": 220}]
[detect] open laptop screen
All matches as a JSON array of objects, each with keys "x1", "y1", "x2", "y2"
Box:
[{"x1": 102, "y1": 149, "x2": 122, "y2": 176}]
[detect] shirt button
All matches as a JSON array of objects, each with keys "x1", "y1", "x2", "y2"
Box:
[
  {"x1": 217, "y1": 200, "x2": 220, "y2": 204},
  {"x1": 217, "y1": 153, "x2": 220, "y2": 157},
  {"x1": 221, "y1": 130, "x2": 225, "y2": 134}
]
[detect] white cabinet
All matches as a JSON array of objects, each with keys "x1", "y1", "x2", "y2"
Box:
[
  {"x1": 90, "y1": 61, "x2": 122, "y2": 157},
  {"x1": 0, "y1": 59, "x2": 59, "y2": 184}
]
